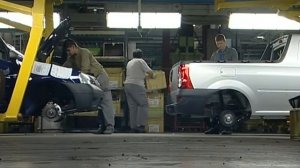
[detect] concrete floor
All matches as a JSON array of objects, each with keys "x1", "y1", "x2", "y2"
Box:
[{"x1": 0, "y1": 133, "x2": 299, "y2": 168}]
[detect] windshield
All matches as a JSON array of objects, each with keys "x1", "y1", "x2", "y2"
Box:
[{"x1": 37, "y1": 18, "x2": 70, "y2": 62}]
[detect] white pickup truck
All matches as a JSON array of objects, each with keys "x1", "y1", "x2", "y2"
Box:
[{"x1": 167, "y1": 34, "x2": 299, "y2": 128}]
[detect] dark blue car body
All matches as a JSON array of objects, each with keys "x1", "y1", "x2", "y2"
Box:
[{"x1": 0, "y1": 19, "x2": 103, "y2": 120}]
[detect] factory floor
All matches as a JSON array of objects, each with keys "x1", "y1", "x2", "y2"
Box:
[{"x1": 0, "y1": 133, "x2": 299, "y2": 168}]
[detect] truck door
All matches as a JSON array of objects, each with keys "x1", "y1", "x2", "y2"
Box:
[{"x1": 255, "y1": 37, "x2": 300, "y2": 115}]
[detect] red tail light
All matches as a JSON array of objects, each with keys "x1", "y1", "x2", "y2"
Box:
[{"x1": 178, "y1": 64, "x2": 193, "y2": 89}]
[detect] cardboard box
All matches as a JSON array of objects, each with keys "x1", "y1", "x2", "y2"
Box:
[
  {"x1": 105, "y1": 68, "x2": 124, "y2": 89},
  {"x1": 147, "y1": 118, "x2": 164, "y2": 133},
  {"x1": 113, "y1": 99, "x2": 123, "y2": 117},
  {"x1": 147, "y1": 92, "x2": 164, "y2": 108},
  {"x1": 148, "y1": 107, "x2": 164, "y2": 119},
  {"x1": 109, "y1": 75, "x2": 123, "y2": 88},
  {"x1": 146, "y1": 70, "x2": 167, "y2": 91},
  {"x1": 105, "y1": 68, "x2": 123, "y2": 74}
]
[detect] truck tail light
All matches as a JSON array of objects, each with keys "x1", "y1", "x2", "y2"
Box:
[{"x1": 178, "y1": 64, "x2": 194, "y2": 89}]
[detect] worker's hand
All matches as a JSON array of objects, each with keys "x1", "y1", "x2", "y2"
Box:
[
  {"x1": 151, "y1": 73, "x2": 156, "y2": 79},
  {"x1": 146, "y1": 71, "x2": 155, "y2": 79}
]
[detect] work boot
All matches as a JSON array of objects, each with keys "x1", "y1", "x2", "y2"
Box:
[
  {"x1": 134, "y1": 126, "x2": 146, "y2": 133},
  {"x1": 103, "y1": 125, "x2": 114, "y2": 134},
  {"x1": 204, "y1": 127, "x2": 219, "y2": 134},
  {"x1": 220, "y1": 128, "x2": 232, "y2": 135},
  {"x1": 95, "y1": 125, "x2": 104, "y2": 134}
]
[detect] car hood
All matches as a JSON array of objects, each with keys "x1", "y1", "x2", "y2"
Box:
[{"x1": 37, "y1": 18, "x2": 70, "y2": 62}]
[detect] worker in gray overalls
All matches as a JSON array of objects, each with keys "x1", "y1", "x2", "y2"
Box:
[
  {"x1": 63, "y1": 39, "x2": 115, "y2": 134},
  {"x1": 124, "y1": 49, "x2": 154, "y2": 133}
]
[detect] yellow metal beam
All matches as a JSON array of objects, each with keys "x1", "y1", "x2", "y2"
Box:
[
  {"x1": 44, "y1": 0, "x2": 55, "y2": 63},
  {"x1": 0, "y1": 17, "x2": 31, "y2": 32},
  {"x1": 215, "y1": 0, "x2": 297, "y2": 11},
  {"x1": 0, "y1": 0, "x2": 45, "y2": 122},
  {"x1": 279, "y1": 10, "x2": 300, "y2": 23},
  {"x1": 44, "y1": 0, "x2": 54, "y2": 38},
  {"x1": 0, "y1": 0, "x2": 31, "y2": 15},
  {"x1": 0, "y1": 0, "x2": 62, "y2": 36},
  {"x1": 215, "y1": 0, "x2": 300, "y2": 23}
]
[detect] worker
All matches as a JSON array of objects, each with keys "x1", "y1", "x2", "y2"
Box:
[
  {"x1": 210, "y1": 34, "x2": 238, "y2": 62},
  {"x1": 63, "y1": 38, "x2": 115, "y2": 134},
  {"x1": 206, "y1": 34, "x2": 238, "y2": 135},
  {"x1": 124, "y1": 49, "x2": 154, "y2": 133}
]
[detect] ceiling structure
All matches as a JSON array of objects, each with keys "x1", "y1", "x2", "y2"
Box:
[
  {"x1": 4, "y1": 0, "x2": 300, "y2": 26},
  {"x1": 62, "y1": 0, "x2": 226, "y2": 26},
  {"x1": 2, "y1": 0, "x2": 223, "y2": 26},
  {"x1": 215, "y1": 0, "x2": 300, "y2": 23}
]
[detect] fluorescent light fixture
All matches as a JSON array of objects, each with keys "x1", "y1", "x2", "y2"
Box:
[
  {"x1": 107, "y1": 12, "x2": 138, "y2": 29},
  {"x1": 107, "y1": 12, "x2": 181, "y2": 29},
  {"x1": 229, "y1": 13, "x2": 300, "y2": 30},
  {"x1": 0, "y1": 12, "x2": 60, "y2": 29},
  {"x1": 256, "y1": 36, "x2": 264, "y2": 39}
]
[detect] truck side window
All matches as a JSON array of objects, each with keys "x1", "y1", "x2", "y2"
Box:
[
  {"x1": 260, "y1": 44, "x2": 272, "y2": 61},
  {"x1": 261, "y1": 43, "x2": 286, "y2": 62},
  {"x1": 271, "y1": 46, "x2": 285, "y2": 61}
]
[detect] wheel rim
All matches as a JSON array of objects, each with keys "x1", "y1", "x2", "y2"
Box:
[
  {"x1": 223, "y1": 113, "x2": 234, "y2": 125},
  {"x1": 42, "y1": 102, "x2": 64, "y2": 122},
  {"x1": 46, "y1": 108, "x2": 58, "y2": 119}
]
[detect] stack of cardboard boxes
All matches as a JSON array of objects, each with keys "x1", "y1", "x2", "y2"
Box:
[
  {"x1": 104, "y1": 68, "x2": 124, "y2": 117},
  {"x1": 145, "y1": 70, "x2": 167, "y2": 133}
]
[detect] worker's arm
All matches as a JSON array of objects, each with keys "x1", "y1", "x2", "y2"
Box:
[
  {"x1": 80, "y1": 50, "x2": 91, "y2": 74},
  {"x1": 62, "y1": 57, "x2": 72, "y2": 68},
  {"x1": 140, "y1": 59, "x2": 154, "y2": 79}
]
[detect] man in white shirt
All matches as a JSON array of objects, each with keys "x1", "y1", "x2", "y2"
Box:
[{"x1": 124, "y1": 49, "x2": 154, "y2": 133}]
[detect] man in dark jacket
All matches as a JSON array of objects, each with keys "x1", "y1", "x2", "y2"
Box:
[{"x1": 211, "y1": 34, "x2": 238, "y2": 62}]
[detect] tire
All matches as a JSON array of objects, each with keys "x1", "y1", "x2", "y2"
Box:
[{"x1": 219, "y1": 110, "x2": 237, "y2": 128}]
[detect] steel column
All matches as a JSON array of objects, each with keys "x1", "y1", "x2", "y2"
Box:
[
  {"x1": 0, "y1": 17, "x2": 31, "y2": 32},
  {"x1": 0, "y1": 0, "x2": 45, "y2": 121}
]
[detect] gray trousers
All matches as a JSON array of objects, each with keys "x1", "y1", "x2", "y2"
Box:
[
  {"x1": 97, "y1": 73, "x2": 115, "y2": 126},
  {"x1": 124, "y1": 83, "x2": 148, "y2": 129}
]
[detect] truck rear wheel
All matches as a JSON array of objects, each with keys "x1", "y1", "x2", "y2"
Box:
[{"x1": 219, "y1": 110, "x2": 237, "y2": 128}]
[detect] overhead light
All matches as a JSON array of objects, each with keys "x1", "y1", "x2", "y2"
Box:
[
  {"x1": 107, "y1": 12, "x2": 181, "y2": 29},
  {"x1": 0, "y1": 12, "x2": 60, "y2": 29},
  {"x1": 229, "y1": 13, "x2": 300, "y2": 30},
  {"x1": 256, "y1": 36, "x2": 265, "y2": 39}
]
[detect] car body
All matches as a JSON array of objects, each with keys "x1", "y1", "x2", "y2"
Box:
[
  {"x1": 0, "y1": 19, "x2": 103, "y2": 121},
  {"x1": 167, "y1": 34, "x2": 300, "y2": 128}
]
